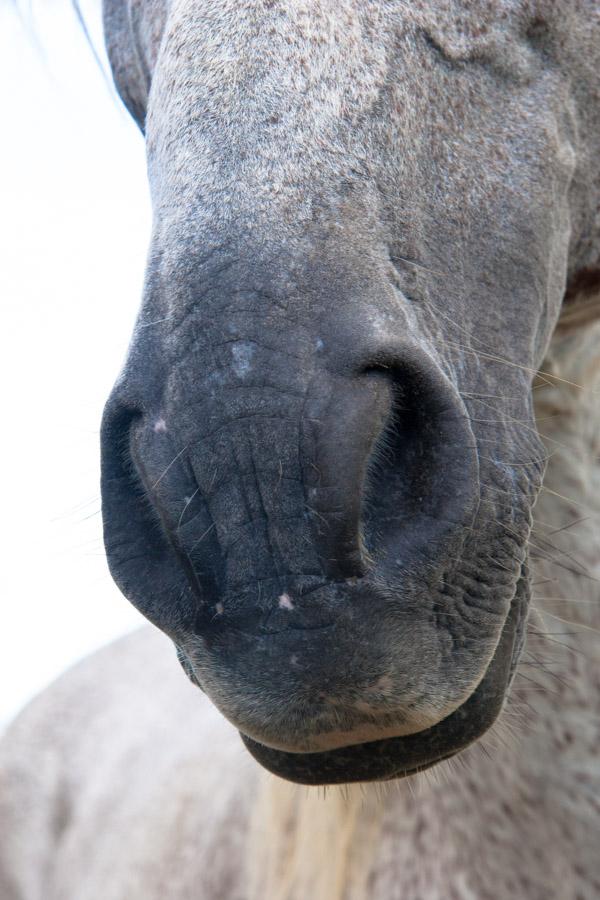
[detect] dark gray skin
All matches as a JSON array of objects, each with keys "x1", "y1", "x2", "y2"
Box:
[{"x1": 100, "y1": 0, "x2": 600, "y2": 785}]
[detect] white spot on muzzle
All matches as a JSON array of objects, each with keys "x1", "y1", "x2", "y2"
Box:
[
  {"x1": 231, "y1": 342, "x2": 255, "y2": 378},
  {"x1": 153, "y1": 418, "x2": 168, "y2": 433},
  {"x1": 278, "y1": 593, "x2": 294, "y2": 610}
]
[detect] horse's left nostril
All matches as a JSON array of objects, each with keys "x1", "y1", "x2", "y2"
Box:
[
  {"x1": 359, "y1": 359, "x2": 479, "y2": 566},
  {"x1": 305, "y1": 350, "x2": 479, "y2": 579},
  {"x1": 302, "y1": 373, "x2": 393, "y2": 579}
]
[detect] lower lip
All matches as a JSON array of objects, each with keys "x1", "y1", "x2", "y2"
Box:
[
  {"x1": 240, "y1": 590, "x2": 521, "y2": 785},
  {"x1": 242, "y1": 730, "x2": 460, "y2": 784}
]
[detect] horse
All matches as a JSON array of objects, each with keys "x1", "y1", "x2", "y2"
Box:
[{"x1": 1, "y1": 0, "x2": 599, "y2": 896}]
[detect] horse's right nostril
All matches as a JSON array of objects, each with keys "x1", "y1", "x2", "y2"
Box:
[{"x1": 100, "y1": 397, "x2": 217, "y2": 635}]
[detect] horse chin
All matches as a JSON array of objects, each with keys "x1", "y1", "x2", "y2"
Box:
[{"x1": 240, "y1": 583, "x2": 524, "y2": 785}]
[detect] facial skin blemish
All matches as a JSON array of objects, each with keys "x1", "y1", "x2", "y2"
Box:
[
  {"x1": 153, "y1": 418, "x2": 168, "y2": 433},
  {"x1": 231, "y1": 342, "x2": 255, "y2": 378},
  {"x1": 278, "y1": 593, "x2": 294, "y2": 610}
]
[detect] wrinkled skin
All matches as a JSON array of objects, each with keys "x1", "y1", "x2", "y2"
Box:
[{"x1": 100, "y1": 0, "x2": 600, "y2": 784}]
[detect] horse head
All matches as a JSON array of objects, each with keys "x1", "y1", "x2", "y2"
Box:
[{"x1": 100, "y1": 0, "x2": 600, "y2": 783}]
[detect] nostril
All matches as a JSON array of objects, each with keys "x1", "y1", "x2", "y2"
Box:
[
  {"x1": 100, "y1": 398, "x2": 219, "y2": 634},
  {"x1": 360, "y1": 359, "x2": 479, "y2": 565},
  {"x1": 100, "y1": 402, "x2": 147, "y2": 531},
  {"x1": 361, "y1": 376, "x2": 431, "y2": 555},
  {"x1": 303, "y1": 349, "x2": 477, "y2": 580},
  {"x1": 102, "y1": 403, "x2": 169, "y2": 547},
  {"x1": 304, "y1": 374, "x2": 392, "y2": 580}
]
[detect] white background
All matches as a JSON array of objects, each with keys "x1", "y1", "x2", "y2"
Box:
[{"x1": 0, "y1": 1, "x2": 150, "y2": 724}]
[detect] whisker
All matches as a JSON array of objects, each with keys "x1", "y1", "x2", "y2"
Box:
[
  {"x1": 188, "y1": 522, "x2": 216, "y2": 553},
  {"x1": 177, "y1": 488, "x2": 199, "y2": 530},
  {"x1": 540, "y1": 484, "x2": 600, "y2": 520},
  {"x1": 151, "y1": 446, "x2": 189, "y2": 490},
  {"x1": 427, "y1": 324, "x2": 592, "y2": 393},
  {"x1": 534, "y1": 597, "x2": 600, "y2": 604},
  {"x1": 475, "y1": 500, "x2": 599, "y2": 583},
  {"x1": 520, "y1": 652, "x2": 574, "y2": 690},
  {"x1": 138, "y1": 315, "x2": 175, "y2": 329},
  {"x1": 545, "y1": 515, "x2": 592, "y2": 536},
  {"x1": 527, "y1": 629, "x2": 591, "y2": 659},
  {"x1": 532, "y1": 608, "x2": 600, "y2": 637}
]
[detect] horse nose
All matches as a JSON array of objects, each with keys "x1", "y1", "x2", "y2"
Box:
[{"x1": 100, "y1": 339, "x2": 478, "y2": 636}]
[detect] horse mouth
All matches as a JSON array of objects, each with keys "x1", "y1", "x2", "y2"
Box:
[{"x1": 240, "y1": 586, "x2": 522, "y2": 785}]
